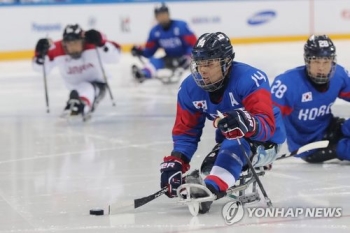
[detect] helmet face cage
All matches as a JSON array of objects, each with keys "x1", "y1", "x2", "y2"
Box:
[
  {"x1": 304, "y1": 35, "x2": 337, "y2": 84},
  {"x1": 191, "y1": 58, "x2": 231, "y2": 92},
  {"x1": 190, "y1": 32, "x2": 234, "y2": 92},
  {"x1": 62, "y1": 24, "x2": 84, "y2": 59}
]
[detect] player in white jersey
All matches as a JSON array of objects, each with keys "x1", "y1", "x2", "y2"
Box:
[{"x1": 32, "y1": 24, "x2": 121, "y2": 119}]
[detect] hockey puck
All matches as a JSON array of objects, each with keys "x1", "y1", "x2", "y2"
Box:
[{"x1": 90, "y1": 209, "x2": 104, "y2": 216}]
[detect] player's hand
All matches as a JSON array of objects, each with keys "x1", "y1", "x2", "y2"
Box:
[
  {"x1": 84, "y1": 29, "x2": 104, "y2": 46},
  {"x1": 131, "y1": 45, "x2": 143, "y2": 57},
  {"x1": 160, "y1": 155, "x2": 189, "y2": 198},
  {"x1": 35, "y1": 38, "x2": 50, "y2": 58},
  {"x1": 215, "y1": 109, "x2": 256, "y2": 139}
]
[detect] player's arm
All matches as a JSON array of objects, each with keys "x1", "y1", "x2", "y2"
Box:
[
  {"x1": 241, "y1": 71, "x2": 276, "y2": 141},
  {"x1": 271, "y1": 75, "x2": 294, "y2": 117},
  {"x1": 141, "y1": 29, "x2": 160, "y2": 58},
  {"x1": 216, "y1": 70, "x2": 276, "y2": 141},
  {"x1": 160, "y1": 82, "x2": 206, "y2": 198},
  {"x1": 172, "y1": 85, "x2": 206, "y2": 161},
  {"x1": 179, "y1": 22, "x2": 197, "y2": 55},
  {"x1": 338, "y1": 66, "x2": 350, "y2": 101}
]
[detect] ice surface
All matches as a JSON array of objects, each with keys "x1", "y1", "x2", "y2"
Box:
[{"x1": 0, "y1": 41, "x2": 349, "y2": 232}]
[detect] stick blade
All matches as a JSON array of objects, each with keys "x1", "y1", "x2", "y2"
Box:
[
  {"x1": 108, "y1": 200, "x2": 135, "y2": 215},
  {"x1": 296, "y1": 140, "x2": 329, "y2": 154}
]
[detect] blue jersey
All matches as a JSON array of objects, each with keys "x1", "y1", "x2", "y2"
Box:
[
  {"x1": 172, "y1": 61, "x2": 286, "y2": 160},
  {"x1": 142, "y1": 20, "x2": 196, "y2": 58},
  {"x1": 271, "y1": 65, "x2": 350, "y2": 155}
]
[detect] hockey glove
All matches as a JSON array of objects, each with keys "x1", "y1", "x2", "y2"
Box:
[
  {"x1": 160, "y1": 155, "x2": 190, "y2": 198},
  {"x1": 215, "y1": 109, "x2": 257, "y2": 139},
  {"x1": 35, "y1": 38, "x2": 50, "y2": 58},
  {"x1": 84, "y1": 29, "x2": 105, "y2": 46},
  {"x1": 131, "y1": 45, "x2": 143, "y2": 57}
]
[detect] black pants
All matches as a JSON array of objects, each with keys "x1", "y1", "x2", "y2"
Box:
[
  {"x1": 90, "y1": 82, "x2": 107, "y2": 111},
  {"x1": 302, "y1": 116, "x2": 345, "y2": 163}
]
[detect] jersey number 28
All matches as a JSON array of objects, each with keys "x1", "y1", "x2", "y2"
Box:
[{"x1": 271, "y1": 80, "x2": 287, "y2": 98}]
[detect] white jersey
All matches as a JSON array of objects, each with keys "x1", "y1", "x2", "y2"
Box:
[{"x1": 32, "y1": 40, "x2": 121, "y2": 90}]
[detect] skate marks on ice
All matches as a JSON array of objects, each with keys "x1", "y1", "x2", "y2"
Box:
[{"x1": 0, "y1": 46, "x2": 350, "y2": 232}]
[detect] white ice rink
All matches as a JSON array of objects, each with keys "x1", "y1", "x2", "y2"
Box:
[{"x1": 0, "y1": 41, "x2": 350, "y2": 233}]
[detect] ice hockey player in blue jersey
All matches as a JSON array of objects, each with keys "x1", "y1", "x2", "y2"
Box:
[
  {"x1": 130, "y1": 3, "x2": 197, "y2": 83},
  {"x1": 271, "y1": 35, "x2": 350, "y2": 163},
  {"x1": 160, "y1": 32, "x2": 286, "y2": 213}
]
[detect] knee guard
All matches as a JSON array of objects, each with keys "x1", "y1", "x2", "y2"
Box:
[{"x1": 200, "y1": 144, "x2": 220, "y2": 175}]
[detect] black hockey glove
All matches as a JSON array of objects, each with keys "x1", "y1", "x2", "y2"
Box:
[
  {"x1": 215, "y1": 109, "x2": 257, "y2": 139},
  {"x1": 131, "y1": 45, "x2": 143, "y2": 57},
  {"x1": 84, "y1": 29, "x2": 105, "y2": 46},
  {"x1": 160, "y1": 154, "x2": 190, "y2": 198},
  {"x1": 35, "y1": 38, "x2": 50, "y2": 58}
]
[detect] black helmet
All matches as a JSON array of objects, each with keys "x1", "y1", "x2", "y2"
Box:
[
  {"x1": 154, "y1": 3, "x2": 169, "y2": 15},
  {"x1": 191, "y1": 32, "x2": 235, "y2": 92},
  {"x1": 304, "y1": 35, "x2": 336, "y2": 84},
  {"x1": 192, "y1": 32, "x2": 234, "y2": 61},
  {"x1": 62, "y1": 24, "x2": 84, "y2": 59},
  {"x1": 63, "y1": 24, "x2": 83, "y2": 42}
]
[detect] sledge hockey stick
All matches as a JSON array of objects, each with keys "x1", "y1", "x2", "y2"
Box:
[
  {"x1": 217, "y1": 110, "x2": 273, "y2": 207},
  {"x1": 237, "y1": 138, "x2": 272, "y2": 207},
  {"x1": 136, "y1": 55, "x2": 180, "y2": 84},
  {"x1": 108, "y1": 187, "x2": 168, "y2": 215},
  {"x1": 42, "y1": 57, "x2": 50, "y2": 113},
  {"x1": 237, "y1": 137, "x2": 272, "y2": 207},
  {"x1": 136, "y1": 54, "x2": 146, "y2": 65},
  {"x1": 276, "y1": 140, "x2": 329, "y2": 161},
  {"x1": 95, "y1": 47, "x2": 116, "y2": 106}
]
